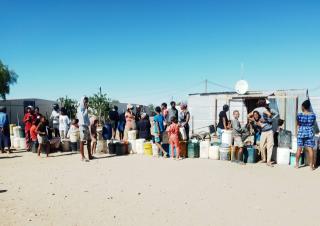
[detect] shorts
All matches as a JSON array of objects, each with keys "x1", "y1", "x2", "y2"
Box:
[
  {"x1": 0, "y1": 128, "x2": 11, "y2": 149},
  {"x1": 297, "y1": 137, "x2": 315, "y2": 148},
  {"x1": 154, "y1": 133, "x2": 163, "y2": 144},
  {"x1": 80, "y1": 126, "x2": 91, "y2": 142},
  {"x1": 37, "y1": 135, "x2": 48, "y2": 145},
  {"x1": 110, "y1": 120, "x2": 118, "y2": 129},
  {"x1": 233, "y1": 136, "x2": 244, "y2": 148}
]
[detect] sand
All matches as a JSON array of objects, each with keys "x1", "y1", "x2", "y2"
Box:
[{"x1": 0, "y1": 150, "x2": 319, "y2": 226}]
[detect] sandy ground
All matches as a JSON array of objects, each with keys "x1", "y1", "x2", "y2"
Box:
[{"x1": 1, "y1": 150, "x2": 320, "y2": 226}]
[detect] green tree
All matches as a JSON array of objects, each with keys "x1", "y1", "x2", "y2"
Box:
[
  {"x1": 147, "y1": 104, "x2": 155, "y2": 113},
  {"x1": 57, "y1": 96, "x2": 78, "y2": 119},
  {"x1": 0, "y1": 60, "x2": 18, "y2": 99},
  {"x1": 89, "y1": 88, "x2": 111, "y2": 122}
]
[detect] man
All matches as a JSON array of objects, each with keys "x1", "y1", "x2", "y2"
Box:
[
  {"x1": 109, "y1": 106, "x2": 120, "y2": 139},
  {"x1": 0, "y1": 107, "x2": 11, "y2": 154},
  {"x1": 153, "y1": 106, "x2": 168, "y2": 157},
  {"x1": 217, "y1": 105, "x2": 230, "y2": 136},
  {"x1": 135, "y1": 105, "x2": 142, "y2": 122},
  {"x1": 231, "y1": 110, "x2": 245, "y2": 164},
  {"x1": 248, "y1": 99, "x2": 279, "y2": 167},
  {"x1": 34, "y1": 107, "x2": 43, "y2": 121},
  {"x1": 23, "y1": 106, "x2": 35, "y2": 152},
  {"x1": 168, "y1": 101, "x2": 178, "y2": 125},
  {"x1": 77, "y1": 97, "x2": 93, "y2": 161}
]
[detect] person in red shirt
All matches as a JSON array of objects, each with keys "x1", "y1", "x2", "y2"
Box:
[
  {"x1": 23, "y1": 106, "x2": 36, "y2": 152},
  {"x1": 30, "y1": 119, "x2": 40, "y2": 152},
  {"x1": 166, "y1": 116, "x2": 181, "y2": 160}
]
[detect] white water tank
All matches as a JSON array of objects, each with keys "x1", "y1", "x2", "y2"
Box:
[
  {"x1": 221, "y1": 130, "x2": 233, "y2": 146},
  {"x1": 277, "y1": 147, "x2": 290, "y2": 165},
  {"x1": 200, "y1": 140, "x2": 210, "y2": 159},
  {"x1": 209, "y1": 145, "x2": 220, "y2": 160}
]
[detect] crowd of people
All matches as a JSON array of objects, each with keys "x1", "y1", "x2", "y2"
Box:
[
  {"x1": 0, "y1": 96, "x2": 317, "y2": 170},
  {"x1": 216, "y1": 99, "x2": 317, "y2": 170}
]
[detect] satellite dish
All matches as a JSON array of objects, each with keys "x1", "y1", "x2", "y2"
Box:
[{"x1": 235, "y1": 80, "x2": 249, "y2": 95}]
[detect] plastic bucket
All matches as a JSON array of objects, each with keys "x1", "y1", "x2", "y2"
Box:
[
  {"x1": 244, "y1": 147, "x2": 257, "y2": 163},
  {"x1": 200, "y1": 140, "x2": 210, "y2": 159},
  {"x1": 128, "y1": 140, "x2": 137, "y2": 154},
  {"x1": 116, "y1": 142, "x2": 128, "y2": 156},
  {"x1": 187, "y1": 140, "x2": 200, "y2": 158},
  {"x1": 61, "y1": 139, "x2": 71, "y2": 152},
  {"x1": 290, "y1": 152, "x2": 302, "y2": 167},
  {"x1": 18, "y1": 138, "x2": 26, "y2": 150},
  {"x1": 277, "y1": 147, "x2": 290, "y2": 165},
  {"x1": 209, "y1": 145, "x2": 220, "y2": 160},
  {"x1": 221, "y1": 130, "x2": 233, "y2": 146},
  {"x1": 13, "y1": 137, "x2": 20, "y2": 149},
  {"x1": 144, "y1": 142, "x2": 153, "y2": 156},
  {"x1": 128, "y1": 130, "x2": 137, "y2": 140},
  {"x1": 136, "y1": 139, "x2": 145, "y2": 154},
  {"x1": 108, "y1": 142, "x2": 116, "y2": 154},
  {"x1": 219, "y1": 146, "x2": 230, "y2": 161},
  {"x1": 96, "y1": 140, "x2": 107, "y2": 153}
]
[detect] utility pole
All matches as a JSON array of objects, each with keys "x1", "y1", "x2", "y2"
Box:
[{"x1": 205, "y1": 79, "x2": 208, "y2": 93}]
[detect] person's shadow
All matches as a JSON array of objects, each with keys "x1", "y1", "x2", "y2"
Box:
[
  {"x1": 0, "y1": 155, "x2": 22, "y2": 159},
  {"x1": 0, "y1": 190, "x2": 8, "y2": 193}
]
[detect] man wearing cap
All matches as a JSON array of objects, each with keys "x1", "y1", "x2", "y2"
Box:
[
  {"x1": 23, "y1": 106, "x2": 36, "y2": 152},
  {"x1": 0, "y1": 106, "x2": 11, "y2": 154}
]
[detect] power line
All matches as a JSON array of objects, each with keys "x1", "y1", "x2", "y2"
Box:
[{"x1": 207, "y1": 80, "x2": 234, "y2": 91}]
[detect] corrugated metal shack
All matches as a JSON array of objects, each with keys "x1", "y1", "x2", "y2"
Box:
[
  {"x1": 188, "y1": 89, "x2": 316, "y2": 136},
  {"x1": 0, "y1": 98, "x2": 57, "y2": 126}
]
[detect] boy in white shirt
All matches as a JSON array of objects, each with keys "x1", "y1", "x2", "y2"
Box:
[{"x1": 67, "y1": 119, "x2": 80, "y2": 152}]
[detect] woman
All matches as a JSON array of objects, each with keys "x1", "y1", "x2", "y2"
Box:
[
  {"x1": 124, "y1": 104, "x2": 136, "y2": 140},
  {"x1": 50, "y1": 104, "x2": 60, "y2": 137},
  {"x1": 179, "y1": 103, "x2": 190, "y2": 141},
  {"x1": 118, "y1": 111, "x2": 126, "y2": 141},
  {"x1": 137, "y1": 113, "x2": 151, "y2": 140},
  {"x1": 217, "y1": 105, "x2": 230, "y2": 137},
  {"x1": 296, "y1": 100, "x2": 316, "y2": 170}
]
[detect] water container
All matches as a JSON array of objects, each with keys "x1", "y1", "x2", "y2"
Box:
[
  {"x1": 13, "y1": 126, "x2": 23, "y2": 138},
  {"x1": 290, "y1": 150, "x2": 302, "y2": 167},
  {"x1": 179, "y1": 141, "x2": 188, "y2": 158},
  {"x1": 108, "y1": 142, "x2": 116, "y2": 154},
  {"x1": 219, "y1": 146, "x2": 230, "y2": 161},
  {"x1": 128, "y1": 130, "x2": 137, "y2": 140},
  {"x1": 128, "y1": 139, "x2": 137, "y2": 154},
  {"x1": 61, "y1": 139, "x2": 71, "y2": 152},
  {"x1": 13, "y1": 137, "x2": 20, "y2": 149},
  {"x1": 10, "y1": 136, "x2": 15, "y2": 149},
  {"x1": 152, "y1": 143, "x2": 159, "y2": 157},
  {"x1": 115, "y1": 142, "x2": 128, "y2": 155},
  {"x1": 209, "y1": 145, "x2": 220, "y2": 160},
  {"x1": 144, "y1": 142, "x2": 153, "y2": 156},
  {"x1": 187, "y1": 140, "x2": 200, "y2": 158},
  {"x1": 243, "y1": 146, "x2": 257, "y2": 163},
  {"x1": 292, "y1": 137, "x2": 298, "y2": 152},
  {"x1": 221, "y1": 130, "x2": 232, "y2": 146},
  {"x1": 96, "y1": 140, "x2": 107, "y2": 153},
  {"x1": 278, "y1": 130, "x2": 292, "y2": 148},
  {"x1": 179, "y1": 127, "x2": 187, "y2": 141},
  {"x1": 9, "y1": 124, "x2": 16, "y2": 136},
  {"x1": 102, "y1": 124, "x2": 112, "y2": 140},
  {"x1": 276, "y1": 148, "x2": 290, "y2": 165},
  {"x1": 19, "y1": 138, "x2": 26, "y2": 150},
  {"x1": 136, "y1": 139, "x2": 145, "y2": 154},
  {"x1": 200, "y1": 140, "x2": 210, "y2": 159}
]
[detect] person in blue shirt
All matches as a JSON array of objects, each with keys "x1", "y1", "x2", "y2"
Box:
[
  {"x1": 296, "y1": 100, "x2": 317, "y2": 170},
  {"x1": 153, "y1": 106, "x2": 168, "y2": 157},
  {"x1": 0, "y1": 106, "x2": 11, "y2": 153}
]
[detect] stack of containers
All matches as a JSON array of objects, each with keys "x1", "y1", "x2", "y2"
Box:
[
  {"x1": 128, "y1": 130, "x2": 137, "y2": 154},
  {"x1": 220, "y1": 130, "x2": 232, "y2": 161},
  {"x1": 13, "y1": 126, "x2": 24, "y2": 150},
  {"x1": 277, "y1": 130, "x2": 292, "y2": 165}
]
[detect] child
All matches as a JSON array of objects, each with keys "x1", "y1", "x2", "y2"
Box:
[
  {"x1": 59, "y1": 107, "x2": 70, "y2": 139},
  {"x1": 231, "y1": 110, "x2": 245, "y2": 164},
  {"x1": 67, "y1": 119, "x2": 80, "y2": 152},
  {"x1": 30, "y1": 119, "x2": 40, "y2": 153},
  {"x1": 166, "y1": 116, "x2": 181, "y2": 160},
  {"x1": 36, "y1": 116, "x2": 50, "y2": 157},
  {"x1": 154, "y1": 106, "x2": 168, "y2": 157},
  {"x1": 90, "y1": 117, "x2": 98, "y2": 156}
]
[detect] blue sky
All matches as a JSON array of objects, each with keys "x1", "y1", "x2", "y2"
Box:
[{"x1": 1, "y1": 0, "x2": 320, "y2": 105}]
